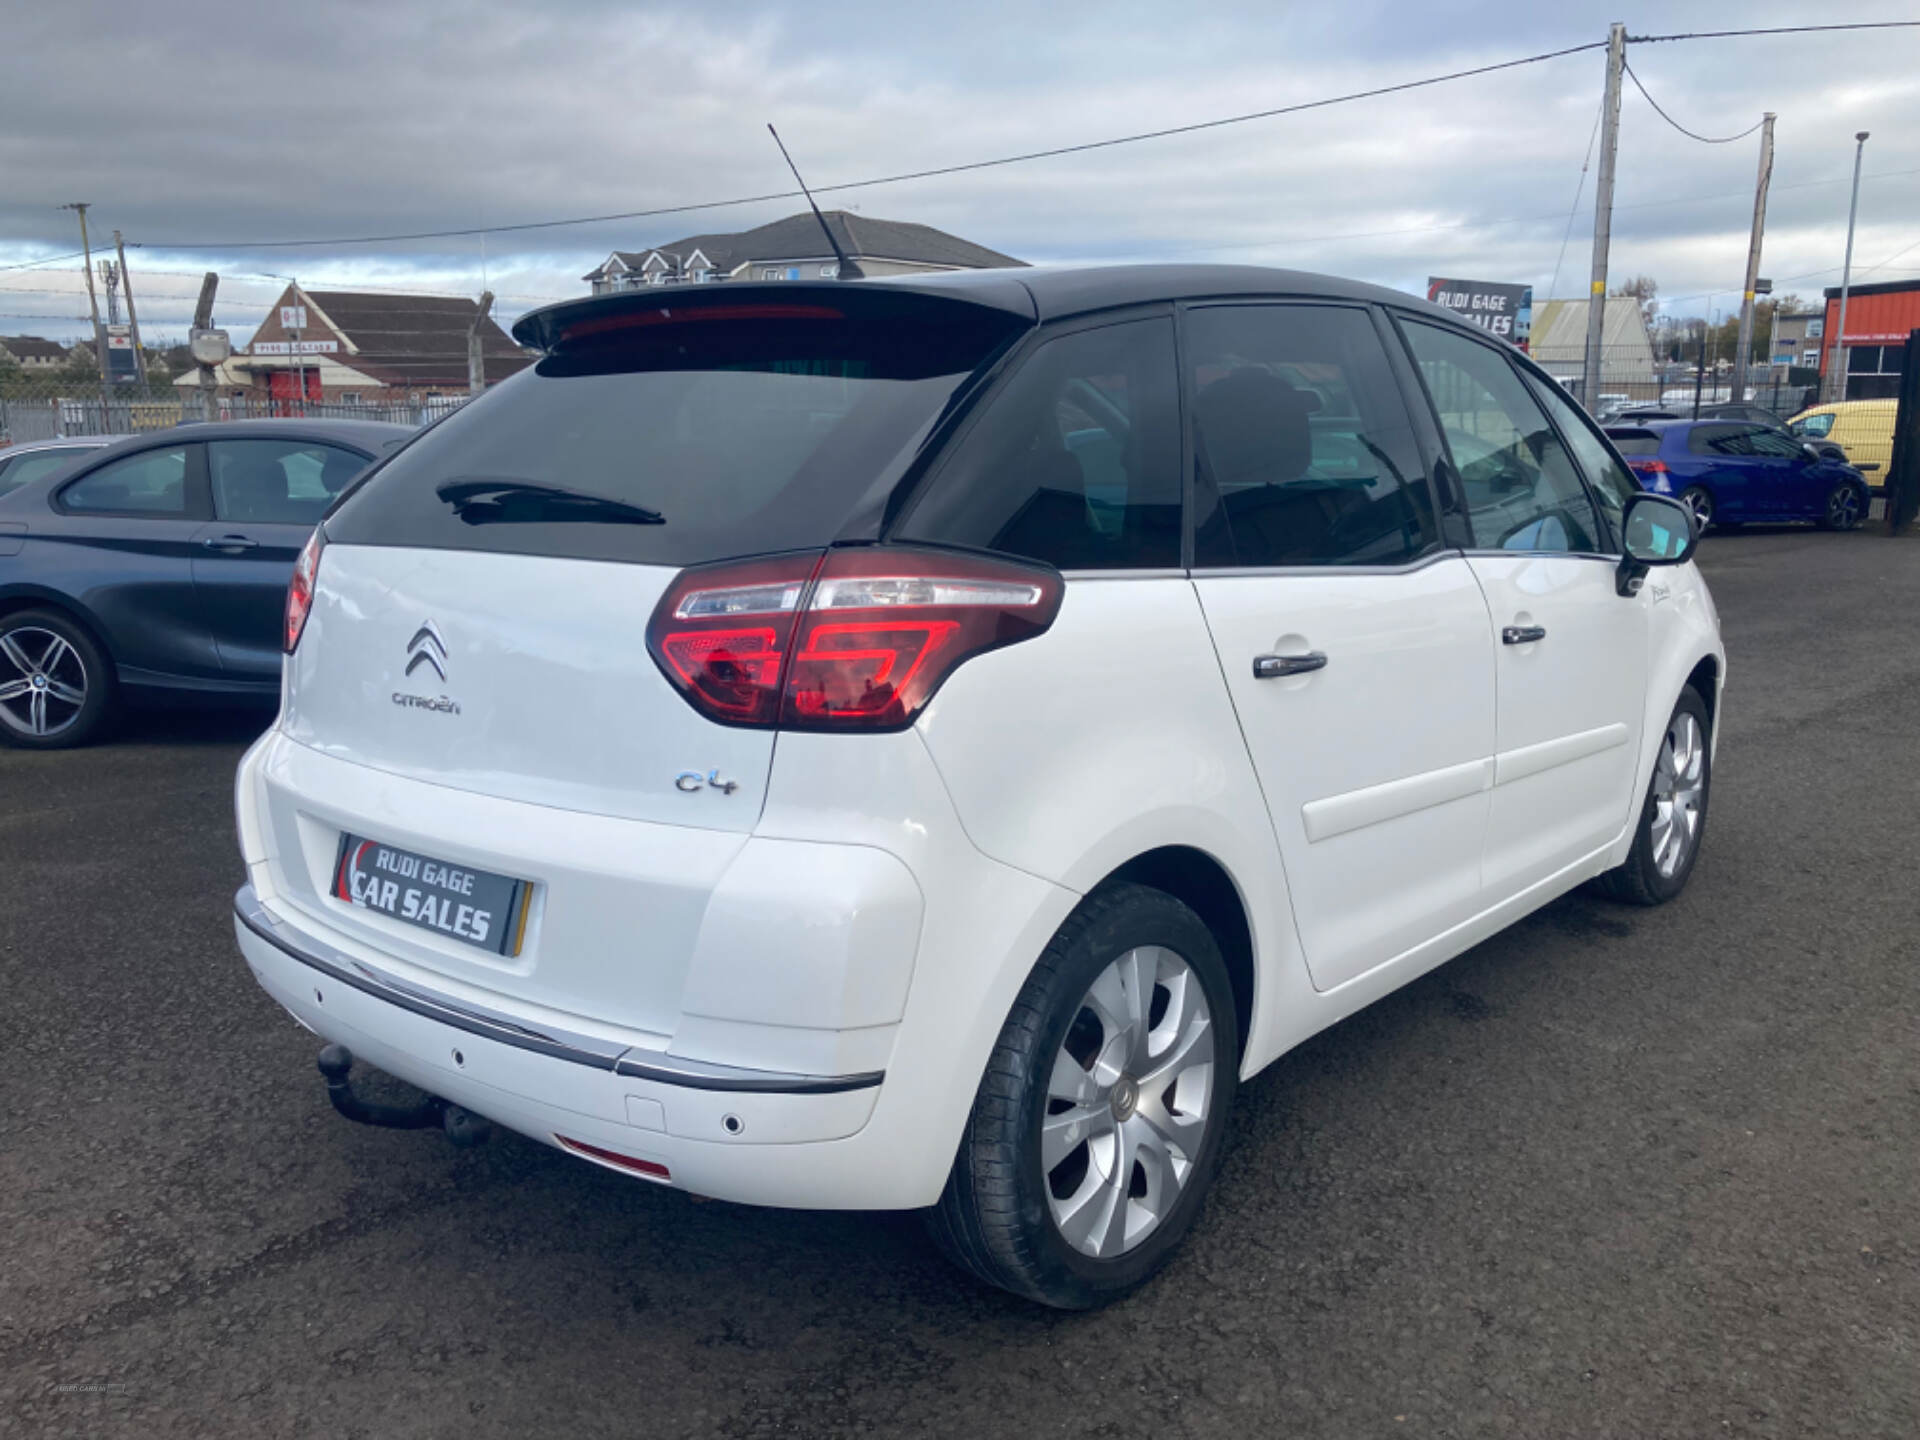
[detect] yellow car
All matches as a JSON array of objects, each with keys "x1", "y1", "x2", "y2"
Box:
[{"x1": 1789, "y1": 399, "x2": 1897, "y2": 485}]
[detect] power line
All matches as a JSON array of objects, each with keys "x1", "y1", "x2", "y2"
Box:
[
  {"x1": 1549, "y1": 95, "x2": 1607, "y2": 300},
  {"x1": 1622, "y1": 62, "x2": 1765, "y2": 144},
  {"x1": 0, "y1": 250, "x2": 89, "y2": 273},
  {"x1": 1627, "y1": 21, "x2": 1920, "y2": 43},
  {"x1": 136, "y1": 40, "x2": 1607, "y2": 252}
]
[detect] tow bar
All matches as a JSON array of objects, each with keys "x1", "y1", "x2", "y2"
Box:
[{"x1": 316, "y1": 1044, "x2": 493, "y2": 1147}]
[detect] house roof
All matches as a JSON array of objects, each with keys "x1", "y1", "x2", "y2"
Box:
[
  {"x1": 0, "y1": 334, "x2": 69, "y2": 362},
  {"x1": 295, "y1": 291, "x2": 530, "y2": 387},
  {"x1": 1528, "y1": 298, "x2": 1655, "y2": 360},
  {"x1": 584, "y1": 211, "x2": 1025, "y2": 281}
]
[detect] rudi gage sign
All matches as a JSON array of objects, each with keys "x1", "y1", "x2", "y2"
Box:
[{"x1": 1427, "y1": 278, "x2": 1533, "y2": 350}]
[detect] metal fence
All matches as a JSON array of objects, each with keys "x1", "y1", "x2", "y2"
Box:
[{"x1": 0, "y1": 376, "x2": 468, "y2": 444}]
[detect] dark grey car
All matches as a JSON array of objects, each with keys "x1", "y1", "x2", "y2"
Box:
[{"x1": 0, "y1": 419, "x2": 413, "y2": 747}]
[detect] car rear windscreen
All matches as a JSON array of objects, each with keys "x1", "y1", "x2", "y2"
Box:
[
  {"x1": 1605, "y1": 430, "x2": 1663, "y2": 457},
  {"x1": 325, "y1": 301, "x2": 1027, "y2": 566}
]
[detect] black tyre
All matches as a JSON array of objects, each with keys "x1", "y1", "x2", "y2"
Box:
[
  {"x1": 1678, "y1": 485, "x2": 1715, "y2": 532},
  {"x1": 1595, "y1": 686, "x2": 1711, "y2": 906},
  {"x1": 1818, "y1": 481, "x2": 1867, "y2": 531},
  {"x1": 927, "y1": 883, "x2": 1239, "y2": 1309},
  {"x1": 0, "y1": 608, "x2": 115, "y2": 749}
]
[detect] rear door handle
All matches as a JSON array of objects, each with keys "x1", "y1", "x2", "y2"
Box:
[
  {"x1": 1502, "y1": 625, "x2": 1546, "y2": 645},
  {"x1": 201, "y1": 534, "x2": 259, "y2": 552},
  {"x1": 1253, "y1": 651, "x2": 1327, "y2": 679}
]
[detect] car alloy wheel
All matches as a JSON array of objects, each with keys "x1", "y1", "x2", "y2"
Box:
[
  {"x1": 1649, "y1": 708, "x2": 1706, "y2": 879},
  {"x1": 1042, "y1": 944, "x2": 1216, "y2": 1259},
  {"x1": 1825, "y1": 485, "x2": 1863, "y2": 531},
  {"x1": 0, "y1": 624, "x2": 88, "y2": 740},
  {"x1": 1679, "y1": 486, "x2": 1714, "y2": 530}
]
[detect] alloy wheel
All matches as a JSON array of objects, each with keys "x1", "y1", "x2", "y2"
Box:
[
  {"x1": 1042, "y1": 945, "x2": 1216, "y2": 1259},
  {"x1": 1827, "y1": 486, "x2": 1862, "y2": 530},
  {"x1": 1649, "y1": 709, "x2": 1705, "y2": 878},
  {"x1": 1680, "y1": 487, "x2": 1713, "y2": 530},
  {"x1": 0, "y1": 625, "x2": 89, "y2": 739}
]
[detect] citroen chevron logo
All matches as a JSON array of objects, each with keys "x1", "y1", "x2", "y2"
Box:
[{"x1": 405, "y1": 621, "x2": 448, "y2": 681}]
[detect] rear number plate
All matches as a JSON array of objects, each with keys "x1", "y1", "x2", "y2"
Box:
[{"x1": 333, "y1": 834, "x2": 529, "y2": 955}]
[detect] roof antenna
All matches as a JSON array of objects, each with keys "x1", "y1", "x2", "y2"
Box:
[{"x1": 767, "y1": 124, "x2": 862, "y2": 280}]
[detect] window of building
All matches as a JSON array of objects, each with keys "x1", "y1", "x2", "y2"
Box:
[
  {"x1": 761, "y1": 268, "x2": 782, "y2": 281},
  {"x1": 898, "y1": 316, "x2": 1183, "y2": 571},
  {"x1": 821, "y1": 263, "x2": 840, "y2": 279},
  {"x1": 1806, "y1": 318, "x2": 1824, "y2": 340},
  {"x1": 1402, "y1": 320, "x2": 1602, "y2": 554},
  {"x1": 1185, "y1": 304, "x2": 1435, "y2": 567}
]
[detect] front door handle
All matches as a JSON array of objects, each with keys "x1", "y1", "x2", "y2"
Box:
[
  {"x1": 201, "y1": 534, "x2": 259, "y2": 552},
  {"x1": 1502, "y1": 625, "x2": 1546, "y2": 645},
  {"x1": 1253, "y1": 651, "x2": 1327, "y2": 679}
]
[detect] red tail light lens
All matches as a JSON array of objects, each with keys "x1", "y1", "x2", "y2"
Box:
[
  {"x1": 1629, "y1": 459, "x2": 1669, "y2": 475},
  {"x1": 646, "y1": 552, "x2": 822, "y2": 726},
  {"x1": 646, "y1": 547, "x2": 1064, "y2": 731},
  {"x1": 284, "y1": 528, "x2": 325, "y2": 653}
]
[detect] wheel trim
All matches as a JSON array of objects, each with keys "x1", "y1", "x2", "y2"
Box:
[
  {"x1": 1042, "y1": 945, "x2": 1215, "y2": 1260},
  {"x1": 0, "y1": 626, "x2": 88, "y2": 738},
  {"x1": 1650, "y1": 710, "x2": 1705, "y2": 878}
]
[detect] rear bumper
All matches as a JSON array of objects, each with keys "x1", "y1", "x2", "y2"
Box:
[{"x1": 238, "y1": 884, "x2": 903, "y2": 1207}]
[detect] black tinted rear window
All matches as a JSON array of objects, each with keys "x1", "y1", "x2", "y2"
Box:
[
  {"x1": 1605, "y1": 429, "x2": 1663, "y2": 456},
  {"x1": 326, "y1": 299, "x2": 1025, "y2": 565}
]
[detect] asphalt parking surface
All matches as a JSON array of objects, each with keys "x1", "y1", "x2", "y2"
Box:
[{"x1": 4, "y1": 529, "x2": 1917, "y2": 1439}]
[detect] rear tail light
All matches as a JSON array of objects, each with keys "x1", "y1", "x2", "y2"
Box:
[
  {"x1": 646, "y1": 546, "x2": 1064, "y2": 731},
  {"x1": 284, "y1": 528, "x2": 325, "y2": 653},
  {"x1": 1629, "y1": 459, "x2": 1669, "y2": 474}
]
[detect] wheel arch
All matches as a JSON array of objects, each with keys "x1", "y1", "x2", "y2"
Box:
[
  {"x1": 1097, "y1": 844, "x2": 1255, "y2": 1059},
  {"x1": 0, "y1": 586, "x2": 118, "y2": 667}
]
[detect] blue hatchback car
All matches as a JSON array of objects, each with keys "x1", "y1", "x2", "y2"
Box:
[{"x1": 1604, "y1": 418, "x2": 1871, "y2": 533}]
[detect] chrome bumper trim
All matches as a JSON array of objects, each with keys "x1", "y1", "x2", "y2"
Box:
[{"x1": 234, "y1": 885, "x2": 884, "y2": 1095}]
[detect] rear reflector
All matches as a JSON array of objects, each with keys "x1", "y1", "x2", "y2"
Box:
[
  {"x1": 284, "y1": 528, "x2": 325, "y2": 653},
  {"x1": 556, "y1": 1134, "x2": 672, "y2": 1181},
  {"x1": 647, "y1": 546, "x2": 1064, "y2": 732}
]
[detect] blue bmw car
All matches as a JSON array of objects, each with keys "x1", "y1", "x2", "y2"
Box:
[
  {"x1": 0, "y1": 419, "x2": 413, "y2": 748},
  {"x1": 1604, "y1": 418, "x2": 1871, "y2": 533}
]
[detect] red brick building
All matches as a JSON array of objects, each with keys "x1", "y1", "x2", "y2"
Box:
[{"x1": 235, "y1": 284, "x2": 530, "y2": 405}]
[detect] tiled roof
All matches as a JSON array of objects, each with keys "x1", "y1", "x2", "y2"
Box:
[{"x1": 585, "y1": 210, "x2": 1024, "y2": 280}]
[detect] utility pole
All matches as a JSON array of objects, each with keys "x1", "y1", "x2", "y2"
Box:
[
  {"x1": 1582, "y1": 22, "x2": 1627, "y2": 411},
  {"x1": 60, "y1": 202, "x2": 112, "y2": 427},
  {"x1": 1826, "y1": 131, "x2": 1870, "y2": 402},
  {"x1": 1730, "y1": 113, "x2": 1775, "y2": 403},
  {"x1": 468, "y1": 290, "x2": 494, "y2": 396},
  {"x1": 113, "y1": 230, "x2": 148, "y2": 387},
  {"x1": 190, "y1": 272, "x2": 223, "y2": 421}
]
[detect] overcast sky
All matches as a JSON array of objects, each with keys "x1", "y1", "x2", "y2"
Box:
[{"x1": 3, "y1": 1, "x2": 1917, "y2": 345}]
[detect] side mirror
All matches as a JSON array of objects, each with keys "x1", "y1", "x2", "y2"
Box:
[
  {"x1": 1801, "y1": 441, "x2": 1822, "y2": 461},
  {"x1": 1616, "y1": 492, "x2": 1697, "y2": 596}
]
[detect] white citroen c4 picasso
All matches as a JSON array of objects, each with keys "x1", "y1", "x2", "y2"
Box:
[{"x1": 233, "y1": 266, "x2": 1722, "y2": 1307}]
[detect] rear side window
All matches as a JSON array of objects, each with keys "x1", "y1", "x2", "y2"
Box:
[
  {"x1": 1185, "y1": 304, "x2": 1434, "y2": 567},
  {"x1": 61, "y1": 446, "x2": 189, "y2": 515},
  {"x1": 896, "y1": 316, "x2": 1182, "y2": 570},
  {"x1": 209, "y1": 439, "x2": 368, "y2": 524},
  {"x1": 1688, "y1": 424, "x2": 1758, "y2": 456},
  {"x1": 326, "y1": 301, "x2": 1024, "y2": 566}
]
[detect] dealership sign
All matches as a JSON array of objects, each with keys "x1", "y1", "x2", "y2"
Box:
[{"x1": 1426, "y1": 278, "x2": 1533, "y2": 350}]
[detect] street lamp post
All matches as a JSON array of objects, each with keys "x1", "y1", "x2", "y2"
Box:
[{"x1": 1827, "y1": 131, "x2": 1869, "y2": 402}]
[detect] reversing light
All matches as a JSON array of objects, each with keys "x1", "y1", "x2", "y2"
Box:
[{"x1": 284, "y1": 528, "x2": 325, "y2": 653}]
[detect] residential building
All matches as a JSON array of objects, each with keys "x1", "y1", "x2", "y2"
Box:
[
  {"x1": 1818, "y1": 278, "x2": 1918, "y2": 401},
  {"x1": 0, "y1": 335, "x2": 69, "y2": 369},
  {"x1": 1526, "y1": 298, "x2": 1659, "y2": 403},
  {"x1": 218, "y1": 285, "x2": 532, "y2": 404},
  {"x1": 583, "y1": 211, "x2": 1023, "y2": 294}
]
